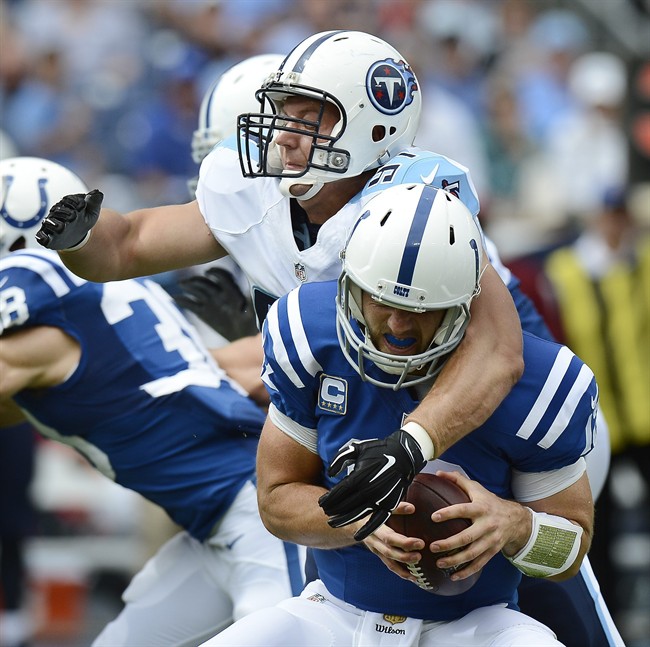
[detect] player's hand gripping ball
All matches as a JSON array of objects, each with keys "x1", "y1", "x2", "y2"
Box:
[{"x1": 387, "y1": 472, "x2": 482, "y2": 595}]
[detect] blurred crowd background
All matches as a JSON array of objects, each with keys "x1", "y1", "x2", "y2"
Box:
[{"x1": 1, "y1": 0, "x2": 649, "y2": 646}]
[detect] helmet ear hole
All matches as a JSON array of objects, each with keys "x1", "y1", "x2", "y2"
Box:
[
  {"x1": 9, "y1": 236, "x2": 26, "y2": 253},
  {"x1": 372, "y1": 125, "x2": 386, "y2": 142}
]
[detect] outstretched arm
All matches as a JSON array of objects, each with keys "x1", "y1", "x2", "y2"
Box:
[
  {"x1": 406, "y1": 263, "x2": 523, "y2": 456},
  {"x1": 37, "y1": 193, "x2": 225, "y2": 282}
]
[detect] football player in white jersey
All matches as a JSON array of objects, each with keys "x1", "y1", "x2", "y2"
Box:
[
  {"x1": 0, "y1": 157, "x2": 302, "y2": 647},
  {"x1": 199, "y1": 184, "x2": 596, "y2": 647}
]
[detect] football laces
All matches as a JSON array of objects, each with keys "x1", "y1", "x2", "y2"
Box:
[{"x1": 407, "y1": 563, "x2": 433, "y2": 590}]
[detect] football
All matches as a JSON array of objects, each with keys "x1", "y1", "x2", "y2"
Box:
[{"x1": 387, "y1": 472, "x2": 482, "y2": 595}]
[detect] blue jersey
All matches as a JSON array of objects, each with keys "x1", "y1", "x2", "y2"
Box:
[
  {"x1": 261, "y1": 281, "x2": 597, "y2": 621},
  {"x1": 0, "y1": 249, "x2": 266, "y2": 541}
]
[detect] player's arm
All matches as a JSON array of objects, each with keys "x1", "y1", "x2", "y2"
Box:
[
  {"x1": 256, "y1": 415, "x2": 358, "y2": 548},
  {"x1": 428, "y1": 470, "x2": 593, "y2": 583},
  {"x1": 0, "y1": 326, "x2": 81, "y2": 400},
  {"x1": 36, "y1": 193, "x2": 226, "y2": 282},
  {"x1": 256, "y1": 415, "x2": 421, "y2": 563},
  {"x1": 406, "y1": 262, "x2": 524, "y2": 455}
]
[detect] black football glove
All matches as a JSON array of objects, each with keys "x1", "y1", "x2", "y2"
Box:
[
  {"x1": 174, "y1": 267, "x2": 259, "y2": 342},
  {"x1": 35, "y1": 190, "x2": 104, "y2": 251},
  {"x1": 318, "y1": 428, "x2": 427, "y2": 541}
]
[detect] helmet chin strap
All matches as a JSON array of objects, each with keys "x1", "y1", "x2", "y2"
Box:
[{"x1": 279, "y1": 177, "x2": 325, "y2": 201}]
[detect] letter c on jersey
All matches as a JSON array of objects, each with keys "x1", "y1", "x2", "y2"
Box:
[{"x1": 318, "y1": 375, "x2": 348, "y2": 415}]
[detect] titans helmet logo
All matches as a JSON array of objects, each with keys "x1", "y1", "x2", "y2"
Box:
[{"x1": 366, "y1": 58, "x2": 418, "y2": 115}]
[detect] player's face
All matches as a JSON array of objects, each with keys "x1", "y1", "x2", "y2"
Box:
[
  {"x1": 274, "y1": 96, "x2": 339, "y2": 175},
  {"x1": 361, "y1": 292, "x2": 446, "y2": 358}
]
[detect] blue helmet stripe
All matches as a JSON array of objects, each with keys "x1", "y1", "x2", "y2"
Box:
[
  {"x1": 396, "y1": 186, "x2": 436, "y2": 285},
  {"x1": 291, "y1": 30, "x2": 347, "y2": 73}
]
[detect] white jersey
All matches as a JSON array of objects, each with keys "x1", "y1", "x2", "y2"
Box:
[{"x1": 197, "y1": 139, "x2": 487, "y2": 325}]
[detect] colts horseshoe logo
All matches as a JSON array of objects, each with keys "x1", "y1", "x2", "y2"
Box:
[{"x1": 1, "y1": 176, "x2": 49, "y2": 230}]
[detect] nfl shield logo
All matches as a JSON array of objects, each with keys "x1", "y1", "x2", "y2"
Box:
[{"x1": 294, "y1": 262, "x2": 307, "y2": 282}]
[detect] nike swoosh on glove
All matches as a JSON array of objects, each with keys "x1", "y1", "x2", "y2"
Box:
[{"x1": 318, "y1": 428, "x2": 427, "y2": 541}]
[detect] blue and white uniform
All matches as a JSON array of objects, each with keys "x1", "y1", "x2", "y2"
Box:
[
  {"x1": 198, "y1": 138, "x2": 620, "y2": 646},
  {"x1": 198, "y1": 281, "x2": 599, "y2": 647},
  {"x1": 0, "y1": 249, "x2": 300, "y2": 647},
  {"x1": 262, "y1": 281, "x2": 594, "y2": 619}
]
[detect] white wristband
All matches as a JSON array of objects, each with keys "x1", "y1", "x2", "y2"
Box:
[
  {"x1": 401, "y1": 421, "x2": 435, "y2": 461},
  {"x1": 60, "y1": 230, "x2": 92, "y2": 253},
  {"x1": 506, "y1": 507, "x2": 583, "y2": 578}
]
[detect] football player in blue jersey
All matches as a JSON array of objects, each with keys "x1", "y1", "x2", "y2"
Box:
[
  {"x1": 33, "y1": 30, "x2": 617, "y2": 645},
  {"x1": 199, "y1": 183, "x2": 597, "y2": 646},
  {"x1": 0, "y1": 156, "x2": 302, "y2": 647}
]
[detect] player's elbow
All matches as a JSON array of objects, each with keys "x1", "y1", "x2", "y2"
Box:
[
  {"x1": 256, "y1": 486, "x2": 291, "y2": 542},
  {"x1": 57, "y1": 251, "x2": 112, "y2": 283},
  {"x1": 547, "y1": 551, "x2": 586, "y2": 581}
]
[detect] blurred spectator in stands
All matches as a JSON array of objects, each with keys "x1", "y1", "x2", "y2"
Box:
[
  {"x1": 254, "y1": 0, "x2": 376, "y2": 58},
  {"x1": 415, "y1": 0, "x2": 498, "y2": 120},
  {"x1": 0, "y1": 44, "x2": 92, "y2": 169},
  {"x1": 507, "y1": 8, "x2": 592, "y2": 145},
  {"x1": 117, "y1": 48, "x2": 203, "y2": 206},
  {"x1": 12, "y1": 0, "x2": 146, "y2": 96},
  {"x1": 545, "y1": 51, "x2": 629, "y2": 218},
  {"x1": 479, "y1": 72, "x2": 536, "y2": 225}
]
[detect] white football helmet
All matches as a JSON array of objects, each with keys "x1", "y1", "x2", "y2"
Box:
[
  {"x1": 238, "y1": 30, "x2": 421, "y2": 200},
  {"x1": 0, "y1": 157, "x2": 88, "y2": 259},
  {"x1": 336, "y1": 183, "x2": 485, "y2": 389},
  {"x1": 188, "y1": 54, "x2": 285, "y2": 196}
]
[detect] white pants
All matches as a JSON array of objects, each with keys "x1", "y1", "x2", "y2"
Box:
[
  {"x1": 199, "y1": 579, "x2": 564, "y2": 647},
  {"x1": 93, "y1": 481, "x2": 298, "y2": 647}
]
